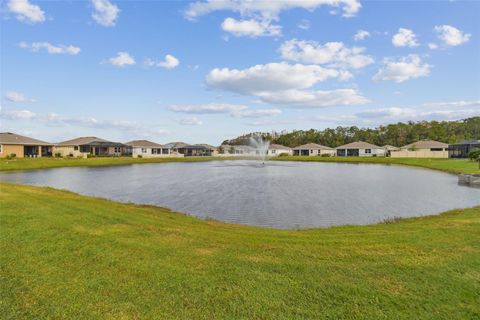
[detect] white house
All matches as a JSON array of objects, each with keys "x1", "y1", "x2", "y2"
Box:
[
  {"x1": 125, "y1": 140, "x2": 180, "y2": 158},
  {"x1": 267, "y1": 144, "x2": 292, "y2": 156},
  {"x1": 390, "y1": 140, "x2": 449, "y2": 158},
  {"x1": 336, "y1": 141, "x2": 385, "y2": 157},
  {"x1": 292, "y1": 143, "x2": 335, "y2": 156}
]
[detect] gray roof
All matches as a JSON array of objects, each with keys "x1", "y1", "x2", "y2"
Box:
[
  {"x1": 125, "y1": 140, "x2": 163, "y2": 148},
  {"x1": 164, "y1": 142, "x2": 189, "y2": 149},
  {"x1": 0, "y1": 132, "x2": 52, "y2": 146},
  {"x1": 293, "y1": 143, "x2": 333, "y2": 150},
  {"x1": 57, "y1": 136, "x2": 112, "y2": 146},
  {"x1": 195, "y1": 144, "x2": 217, "y2": 150},
  {"x1": 401, "y1": 140, "x2": 448, "y2": 149},
  {"x1": 449, "y1": 140, "x2": 480, "y2": 146},
  {"x1": 336, "y1": 141, "x2": 381, "y2": 149},
  {"x1": 269, "y1": 143, "x2": 291, "y2": 150}
]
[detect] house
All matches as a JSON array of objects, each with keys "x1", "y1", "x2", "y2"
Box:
[
  {"x1": 219, "y1": 145, "x2": 256, "y2": 156},
  {"x1": 125, "y1": 140, "x2": 180, "y2": 158},
  {"x1": 293, "y1": 143, "x2": 335, "y2": 156},
  {"x1": 163, "y1": 142, "x2": 189, "y2": 156},
  {"x1": 178, "y1": 144, "x2": 217, "y2": 157},
  {"x1": 53, "y1": 136, "x2": 127, "y2": 157},
  {"x1": 449, "y1": 140, "x2": 480, "y2": 158},
  {"x1": 383, "y1": 145, "x2": 400, "y2": 157},
  {"x1": 390, "y1": 139, "x2": 449, "y2": 158},
  {"x1": 0, "y1": 132, "x2": 53, "y2": 158},
  {"x1": 336, "y1": 141, "x2": 385, "y2": 157},
  {"x1": 267, "y1": 144, "x2": 292, "y2": 156}
]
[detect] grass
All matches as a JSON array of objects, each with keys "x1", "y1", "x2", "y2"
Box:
[
  {"x1": 274, "y1": 156, "x2": 480, "y2": 174},
  {"x1": 1, "y1": 155, "x2": 478, "y2": 174},
  {"x1": 1, "y1": 183, "x2": 479, "y2": 319}
]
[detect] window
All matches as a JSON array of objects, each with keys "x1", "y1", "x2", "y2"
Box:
[
  {"x1": 141, "y1": 148, "x2": 147, "y2": 153},
  {"x1": 152, "y1": 148, "x2": 161, "y2": 154},
  {"x1": 74, "y1": 146, "x2": 79, "y2": 151},
  {"x1": 114, "y1": 147, "x2": 121, "y2": 153},
  {"x1": 0, "y1": 144, "x2": 2, "y2": 153},
  {"x1": 430, "y1": 148, "x2": 443, "y2": 151},
  {"x1": 365, "y1": 149, "x2": 371, "y2": 154}
]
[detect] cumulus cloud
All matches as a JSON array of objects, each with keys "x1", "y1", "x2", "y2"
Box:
[
  {"x1": 169, "y1": 103, "x2": 282, "y2": 118},
  {"x1": 177, "y1": 117, "x2": 203, "y2": 126},
  {"x1": 145, "y1": 54, "x2": 180, "y2": 69},
  {"x1": 434, "y1": 25, "x2": 471, "y2": 46},
  {"x1": 91, "y1": 0, "x2": 120, "y2": 27},
  {"x1": 354, "y1": 30, "x2": 370, "y2": 41},
  {"x1": 184, "y1": 0, "x2": 362, "y2": 20},
  {"x1": 221, "y1": 17, "x2": 281, "y2": 37},
  {"x1": 297, "y1": 19, "x2": 311, "y2": 30},
  {"x1": 207, "y1": 62, "x2": 369, "y2": 107},
  {"x1": 428, "y1": 43, "x2": 438, "y2": 50},
  {"x1": 107, "y1": 52, "x2": 135, "y2": 67},
  {"x1": 0, "y1": 109, "x2": 36, "y2": 120},
  {"x1": 392, "y1": 28, "x2": 419, "y2": 47},
  {"x1": 4, "y1": 91, "x2": 35, "y2": 103},
  {"x1": 7, "y1": 0, "x2": 45, "y2": 23},
  {"x1": 279, "y1": 39, "x2": 374, "y2": 70},
  {"x1": 19, "y1": 42, "x2": 81, "y2": 55},
  {"x1": 373, "y1": 55, "x2": 431, "y2": 83}
]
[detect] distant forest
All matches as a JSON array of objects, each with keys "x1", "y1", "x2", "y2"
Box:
[{"x1": 222, "y1": 117, "x2": 480, "y2": 148}]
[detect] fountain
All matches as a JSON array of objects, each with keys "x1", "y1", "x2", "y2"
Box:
[{"x1": 249, "y1": 136, "x2": 270, "y2": 165}]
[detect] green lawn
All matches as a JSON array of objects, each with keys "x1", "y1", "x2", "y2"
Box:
[
  {"x1": 0, "y1": 155, "x2": 479, "y2": 174},
  {"x1": 274, "y1": 156, "x2": 479, "y2": 174},
  {"x1": 1, "y1": 183, "x2": 479, "y2": 319}
]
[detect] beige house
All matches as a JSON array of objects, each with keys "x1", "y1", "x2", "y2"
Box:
[
  {"x1": 0, "y1": 132, "x2": 53, "y2": 158},
  {"x1": 267, "y1": 144, "x2": 292, "y2": 156},
  {"x1": 53, "y1": 136, "x2": 126, "y2": 158},
  {"x1": 390, "y1": 140, "x2": 449, "y2": 158},
  {"x1": 125, "y1": 140, "x2": 180, "y2": 158},
  {"x1": 383, "y1": 145, "x2": 400, "y2": 157},
  {"x1": 336, "y1": 141, "x2": 385, "y2": 157},
  {"x1": 293, "y1": 143, "x2": 335, "y2": 156}
]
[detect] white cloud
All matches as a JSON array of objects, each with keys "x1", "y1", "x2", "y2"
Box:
[
  {"x1": 279, "y1": 39, "x2": 374, "y2": 70},
  {"x1": 428, "y1": 43, "x2": 438, "y2": 50},
  {"x1": 434, "y1": 25, "x2": 471, "y2": 46},
  {"x1": 4, "y1": 91, "x2": 35, "y2": 103},
  {"x1": 207, "y1": 62, "x2": 369, "y2": 107},
  {"x1": 145, "y1": 54, "x2": 180, "y2": 69},
  {"x1": 0, "y1": 109, "x2": 36, "y2": 120},
  {"x1": 19, "y1": 42, "x2": 81, "y2": 55},
  {"x1": 108, "y1": 52, "x2": 135, "y2": 67},
  {"x1": 354, "y1": 30, "x2": 370, "y2": 41},
  {"x1": 373, "y1": 55, "x2": 431, "y2": 83},
  {"x1": 256, "y1": 89, "x2": 369, "y2": 108},
  {"x1": 221, "y1": 17, "x2": 281, "y2": 37},
  {"x1": 422, "y1": 100, "x2": 480, "y2": 109},
  {"x1": 7, "y1": 0, "x2": 45, "y2": 23},
  {"x1": 168, "y1": 103, "x2": 281, "y2": 118},
  {"x1": 184, "y1": 0, "x2": 362, "y2": 20},
  {"x1": 392, "y1": 28, "x2": 419, "y2": 47},
  {"x1": 297, "y1": 19, "x2": 310, "y2": 30},
  {"x1": 177, "y1": 117, "x2": 203, "y2": 126},
  {"x1": 91, "y1": 0, "x2": 120, "y2": 27}
]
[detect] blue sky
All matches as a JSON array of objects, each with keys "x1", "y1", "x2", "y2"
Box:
[{"x1": 1, "y1": 0, "x2": 479, "y2": 145}]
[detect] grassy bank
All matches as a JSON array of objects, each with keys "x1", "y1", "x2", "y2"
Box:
[
  {"x1": 1, "y1": 155, "x2": 479, "y2": 174},
  {"x1": 275, "y1": 156, "x2": 479, "y2": 174},
  {"x1": 1, "y1": 183, "x2": 479, "y2": 319},
  {"x1": 0, "y1": 156, "x2": 240, "y2": 172}
]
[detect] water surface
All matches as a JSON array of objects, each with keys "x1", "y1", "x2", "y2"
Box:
[{"x1": 1, "y1": 160, "x2": 478, "y2": 229}]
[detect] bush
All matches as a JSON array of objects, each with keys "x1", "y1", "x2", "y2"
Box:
[
  {"x1": 54, "y1": 153, "x2": 62, "y2": 158},
  {"x1": 86, "y1": 154, "x2": 96, "y2": 158},
  {"x1": 6, "y1": 154, "x2": 16, "y2": 160},
  {"x1": 278, "y1": 153, "x2": 290, "y2": 157},
  {"x1": 137, "y1": 155, "x2": 143, "y2": 158},
  {"x1": 468, "y1": 149, "x2": 480, "y2": 161},
  {"x1": 320, "y1": 154, "x2": 331, "y2": 157}
]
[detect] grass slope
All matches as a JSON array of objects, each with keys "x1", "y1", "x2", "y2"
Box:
[
  {"x1": 1, "y1": 183, "x2": 479, "y2": 319},
  {"x1": 275, "y1": 156, "x2": 479, "y2": 175},
  {"x1": 1, "y1": 156, "x2": 478, "y2": 174}
]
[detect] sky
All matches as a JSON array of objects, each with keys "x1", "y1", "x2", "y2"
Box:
[{"x1": 1, "y1": 0, "x2": 479, "y2": 145}]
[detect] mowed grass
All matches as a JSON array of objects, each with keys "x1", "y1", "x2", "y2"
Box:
[
  {"x1": 1, "y1": 155, "x2": 478, "y2": 174},
  {"x1": 0, "y1": 156, "x2": 240, "y2": 172},
  {"x1": 275, "y1": 156, "x2": 480, "y2": 174},
  {"x1": 1, "y1": 183, "x2": 479, "y2": 319}
]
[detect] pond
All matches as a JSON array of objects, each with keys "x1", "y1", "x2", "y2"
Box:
[{"x1": 1, "y1": 160, "x2": 479, "y2": 229}]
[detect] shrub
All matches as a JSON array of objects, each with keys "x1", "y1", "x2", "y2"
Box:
[
  {"x1": 6, "y1": 154, "x2": 16, "y2": 160},
  {"x1": 278, "y1": 153, "x2": 289, "y2": 157},
  {"x1": 137, "y1": 155, "x2": 143, "y2": 158},
  {"x1": 468, "y1": 149, "x2": 480, "y2": 161},
  {"x1": 54, "y1": 153, "x2": 62, "y2": 158},
  {"x1": 320, "y1": 154, "x2": 331, "y2": 157},
  {"x1": 86, "y1": 154, "x2": 96, "y2": 158}
]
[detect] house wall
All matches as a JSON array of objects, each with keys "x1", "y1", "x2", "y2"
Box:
[
  {"x1": 293, "y1": 149, "x2": 335, "y2": 156},
  {"x1": 359, "y1": 148, "x2": 385, "y2": 157},
  {"x1": 390, "y1": 148, "x2": 448, "y2": 158},
  {"x1": 131, "y1": 147, "x2": 182, "y2": 158},
  {"x1": 267, "y1": 149, "x2": 292, "y2": 156},
  {"x1": 0, "y1": 144, "x2": 24, "y2": 158},
  {"x1": 52, "y1": 146, "x2": 86, "y2": 158}
]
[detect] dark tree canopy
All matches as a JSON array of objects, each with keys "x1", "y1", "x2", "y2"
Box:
[{"x1": 222, "y1": 117, "x2": 480, "y2": 148}]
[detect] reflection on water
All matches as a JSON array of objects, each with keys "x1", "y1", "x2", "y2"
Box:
[{"x1": 1, "y1": 160, "x2": 479, "y2": 229}]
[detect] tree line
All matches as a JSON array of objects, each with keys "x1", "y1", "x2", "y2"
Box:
[{"x1": 222, "y1": 117, "x2": 480, "y2": 148}]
